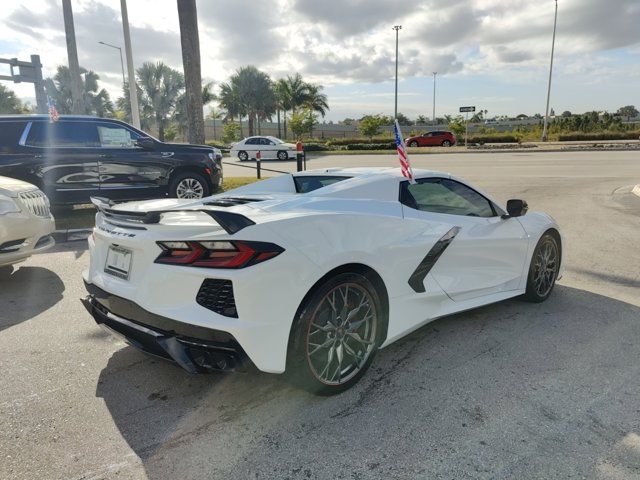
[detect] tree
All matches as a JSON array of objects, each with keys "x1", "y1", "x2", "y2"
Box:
[
  {"x1": 516, "y1": 113, "x2": 529, "y2": 119},
  {"x1": 395, "y1": 112, "x2": 412, "y2": 125},
  {"x1": 221, "y1": 122, "x2": 241, "y2": 144},
  {"x1": 616, "y1": 105, "x2": 638, "y2": 117},
  {"x1": 116, "y1": 82, "x2": 153, "y2": 130},
  {"x1": 561, "y1": 110, "x2": 572, "y2": 117},
  {"x1": 177, "y1": 0, "x2": 205, "y2": 144},
  {"x1": 44, "y1": 65, "x2": 113, "y2": 116},
  {"x1": 174, "y1": 81, "x2": 215, "y2": 135},
  {"x1": 289, "y1": 109, "x2": 316, "y2": 139},
  {"x1": 448, "y1": 115, "x2": 466, "y2": 138},
  {"x1": 274, "y1": 78, "x2": 289, "y2": 139},
  {"x1": 415, "y1": 114, "x2": 429, "y2": 124},
  {"x1": 0, "y1": 84, "x2": 23, "y2": 114},
  {"x1": 358, "y1": 114, "x2": 386, "y2": 140},
  {"x1": 228, "y1": 66, "x2": 275, "y2": 137},
  {"x1": 136, "y1": 61, "x2": 184, "y2": 141},
  {"x1": 303, "y1": 83, "x2": 329, "y2": 118}
]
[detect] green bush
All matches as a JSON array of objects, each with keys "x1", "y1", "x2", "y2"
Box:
[
  {"x1": 466, "y1": 134, "x2": 518, "y2": 144},
  {"x1": 557, "y1": 131, "x2": 640, "y2": 141},
  {"x1": 326, "y1": 136, "x2": 393, "y2": 146},
  {"x1": 301, "y1": 142, "x2": 331, "y2": 151},
  {"x1": 345, "y1": 142, "x2": 396, "y2": 150},
  {"x1": 205, "y1": 141, "x2": 228, "y2": 150}
]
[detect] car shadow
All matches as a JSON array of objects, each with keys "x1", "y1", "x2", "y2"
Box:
[
  {"x1": 95, "y1": 284, "x2": 640, "y2": 479},
  {"x1": 0, "y1": 266, "x2": 65, "y2": 332}
]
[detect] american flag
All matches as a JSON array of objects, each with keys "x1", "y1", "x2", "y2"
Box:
[
  {"x1": 393, "y1": 119, "x2": 415, "y2": 183},
  {"x1": 47, "y1": 97, "x2": 59, "y2": 122}
]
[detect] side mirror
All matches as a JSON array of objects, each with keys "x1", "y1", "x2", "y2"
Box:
[
  {"x1": 504, "y1": 199, "x2": 528, "y2": 218},
  {"x1": 135, "y1": 137, "x2": 155, "y2": 150}
]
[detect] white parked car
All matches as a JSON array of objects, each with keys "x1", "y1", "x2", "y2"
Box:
[
  {"x1": 230, "y1": 136, "x2": 298, "y2": 161},
  {"x1": 83, "y1": 168, "x2": 562, "y2": 394},
  {"x1": 0, "y1": 176, "x2": 55, "y2": 273}
]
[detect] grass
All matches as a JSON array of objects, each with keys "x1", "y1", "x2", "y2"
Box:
[{"x1": 51, "y1": 177, "x2": 263, "y2": 231}]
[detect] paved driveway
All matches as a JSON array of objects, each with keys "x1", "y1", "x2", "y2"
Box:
[{"x1": 1, "y1": 151, "x2": 639, "y2": 479}]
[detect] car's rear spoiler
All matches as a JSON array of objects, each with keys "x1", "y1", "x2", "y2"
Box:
[{"x1": 90, "y1": 197, "x2": 255, "y2": 235}]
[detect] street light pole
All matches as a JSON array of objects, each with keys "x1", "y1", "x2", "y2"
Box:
[
  {"x1": 432, "y1": 72, "x2": 437, "y2": 125},
  {"x1": 61, "y1": 0, "x2": 85, "y2": 114},
  {"x1": 98, "y1": 41, "x2": 125, "y2": 87},
  {"x1": 393, "y1": 25, "x2": 402, "y2": 120},
  {"x1": 120, "y1": 0, "x2": 141, "y2": 129},
  {"x1": 542, "y1": 0, "x2": 558, "y2": 142}
]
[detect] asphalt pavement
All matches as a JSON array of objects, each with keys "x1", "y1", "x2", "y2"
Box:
[{"x1": 1, "y1": 150, "x2": 639, "y2": 480}]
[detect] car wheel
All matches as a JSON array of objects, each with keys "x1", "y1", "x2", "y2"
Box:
[
  {"x1": 409, "y1": 141, "x2": 419, "y2": 147},
  {"x1": 523, "y1": 232, "x2": 560, "y2": 303},
  {"x1": 238, "y1": 151, "x2": 249, "y2": 161},
  {"x1": 441, "y1": 140, "x2": 452, "y2": 147},
  {"x1": 287, "y1": 272, "x2": 382, "y2": 395},
  {"x1": 277, "y1": 150, "x2": 288, "y2": 161},
  {"x1": 170, "y1": 172, "x2": 210, "y2": 199}
]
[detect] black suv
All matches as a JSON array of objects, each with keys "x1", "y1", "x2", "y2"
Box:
[{"x1": 0, "y1": 115, "x2": 222, "y2": 204}]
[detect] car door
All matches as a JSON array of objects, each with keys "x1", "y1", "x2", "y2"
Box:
[
  {"x1": 401, "y1": 177, "x2": 529, "y2": 301},
  {"x1": 94, "y1": 121, "x2": 167, "y2": 200},
  {"x1": 22, "y1": 120, "x2": 101, "y2": 203},
  {"x1": 243, "y1": 138, "x2": 259, "y2": 158},
  {"x1": 421, "y1": 132, "x2": 436, "y2": 146},
  {"x1": 261, "y1": 137, "x2": 278, "y2": 159}
]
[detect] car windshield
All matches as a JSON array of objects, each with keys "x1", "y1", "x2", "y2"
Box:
[
  {"x1": 293, "y1": 175, "x2": 350, "y2": 193},
  {"x1": 267, "y1": 137, "x2": 284, "y2": 144}
]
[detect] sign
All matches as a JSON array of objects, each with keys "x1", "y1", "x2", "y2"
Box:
[{"x1": 459, "y1": 106, "x2": 476, "y2": 113}]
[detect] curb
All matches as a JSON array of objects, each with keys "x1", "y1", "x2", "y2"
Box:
[{"x1": 52, "y1": 228, "x2": 92, "y2": 243}]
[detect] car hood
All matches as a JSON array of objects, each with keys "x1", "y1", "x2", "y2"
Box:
[{"x1": 0, "y1": 175, "x2": 38, "y2": 197}]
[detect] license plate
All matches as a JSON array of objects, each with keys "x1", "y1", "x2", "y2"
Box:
[{"x1": 105, "y1": 245, "x2": 133, "y2": 280}]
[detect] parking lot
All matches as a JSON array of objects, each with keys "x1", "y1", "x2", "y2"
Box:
[{"x1": 1, "y1": 150, "x2": 639, "y2": 479}]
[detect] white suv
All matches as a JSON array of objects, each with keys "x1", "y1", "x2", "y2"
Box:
[{"x1": 0, "y1": 176, "x2": 55, "y2": 273}]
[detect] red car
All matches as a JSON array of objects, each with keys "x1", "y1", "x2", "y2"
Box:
[{"x1": 406, "y1": 131, "x2": 456, "y2": 147}]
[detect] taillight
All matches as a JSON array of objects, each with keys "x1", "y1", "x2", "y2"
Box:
[{"x1": 155, "y1": 240, "x2": 284, "y2": 268}]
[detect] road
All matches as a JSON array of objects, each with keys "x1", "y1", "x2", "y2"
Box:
[{"x1": 1, "y1": 150, "x2": 639, "y2": 480}]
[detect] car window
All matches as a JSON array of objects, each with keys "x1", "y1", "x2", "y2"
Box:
[
  {"x1": 423, "y1": 133, "x2": 432, "y2": 137},
  {"x1": 293, "y1": 175, "x2": 351, "y2": 193},
  {"x1": 0, "y1": 121, "x2": 26, "y2": 151},
  {"x1": 259, "y1": 138, "x2": 271, "y2": 145},
  {"x1": 26, "y1": 121, "x2": 100, "y2": 147},
  {"x1": 96, "y1": 123, "x2": 140, "y2": 148},
  {"x1": 400, "y1": 178, "x2": 496, "y2": 217},
  {"x1": 245, "y1": 138, "x2": 258, "y2": 145}
]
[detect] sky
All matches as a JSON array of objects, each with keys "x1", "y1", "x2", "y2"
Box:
[{"x1": 0, "y1": 0, "x2": 638, "y2": 121}]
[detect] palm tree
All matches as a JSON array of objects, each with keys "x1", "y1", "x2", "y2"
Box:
[
  {"x1": 136, "y1": 61, "x2": 184, "y2": 141},
  {"x1": 303, "y1": 84, "x2": 329, "y2": 118},
  {"x1": 116, "y1": 82, "x2": 153, "y2": 130},
  {"x1": 174, "y1": 81, "x2": 216, "y2": 136},
  {"x1": 44, "y1": 65, "x2": 113, "y2": 116},
  {"x1": 177, "y1": 0, "x2": 204, "y2": 144},
  {"x1": 230, "y1": 66, "x2": 275, "y2": 137},
  {"x1": 0, "y1": 84, "x2": 23, "y2": 114},
  {"x1": 274, "y1": 78, "x2": 290, "y2": 138},
  {"x1": 218, "y1": 80, "x2": 244, "y2": 136}
]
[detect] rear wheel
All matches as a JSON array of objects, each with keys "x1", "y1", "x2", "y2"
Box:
[
  {"x1": 238, "y1": 151, "x2": 249, "y2": 161},
  {"x1": 409, "y1": 141, "x2": 419, "y2": 147},
  {"x1": 441, "y1": 140, "x2": 452, "y2": 147},
  {"x1": 523, "y1": 232, "x2": 560, "y2": 302},
  {"x1": 170, "y1": 172, "x2": 210, "y2": 199},
  {"x1": 287, "y1": 273, "x2": 382, "y2": 395}
]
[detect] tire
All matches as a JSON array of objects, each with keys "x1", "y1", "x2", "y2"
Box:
[
  {"x1": 441, "y1": 140, "x2": 452, "y2": 147},
  {"x1": 409, "y1": 141, "x2": 419, "y2": 147},
  {"x1": 277, "y1": 150, "x2": 288, "y2": 161},
  {"x1": 238, "y1": 151, "x2": 249, "y2": 161},
  {"x1": 287, "y1": 272, "x2": 383, "y2": 395},
  {"x1": 523, "y1": 232, "x2": 560, "y2": 303},
  {"x1": 170, "y1": 172, "x2": 210, "y2": 199}
]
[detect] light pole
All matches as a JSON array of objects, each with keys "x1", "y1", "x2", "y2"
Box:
[
  {"x1": 393, "y1": 25, "x2": 402, "y2": 120},
  {"x1": 98, "y1": 41, "x2": 125, "y2": 87},
  {"x1": 432, "y1": 72, "x2": 437, "y2": 125},
  {"x1": 542, "y1": 0, "x2": 558, "y2": 142},
  {"x1": 120, "y1": 0, "x2": 141, "y2": 129}
]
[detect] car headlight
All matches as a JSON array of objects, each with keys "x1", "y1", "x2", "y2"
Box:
[{"x1": 0, "y1": 194, "x2": 20, "y2": 215}]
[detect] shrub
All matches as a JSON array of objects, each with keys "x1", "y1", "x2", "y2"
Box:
[
  {"x1": 465, "y1": 134, "x2": 518, "y2": 144},
  {"x1": 221, "y1": 122, "x2": 242, "y2": 144},
  {"x1": 557, "y1": 131, "x2": 640, "y2": 141},
  {"x1": 345, "y1": 142, "x2": 396, "y2": 150},
  {"x1": 301, "y1": 142, "x2": 331, "y2": 151},
  {"x1": 358, "y1": 115, "x2": 387, "y2": 140}
]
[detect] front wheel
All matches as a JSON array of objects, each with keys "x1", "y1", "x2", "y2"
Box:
[
  {"x1": 287, "y1": 273, "x2": 382, "y2": 395},
  {"x1": 523, "y1": 232, "x2": 560, "y2": 302},
  {"x1": 277, "y1": 150, "x2": 288, "y2": 161},
  {"x1": 170, "y1": 172, "x2": 210, "y2": 199},
  {"x1": 441, "y1": 140, "x2": 452, "y2": 147},
  {"x1": 238, "y1": 151, "x2": 249, "y2": 161},
  {"x1": 409, "y1": 141, "x2": 419, "y2": 147}
]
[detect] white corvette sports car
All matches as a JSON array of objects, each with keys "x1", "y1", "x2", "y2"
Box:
[{"x1": 83, "y1": 167, "x2": 563, "y2": 394}]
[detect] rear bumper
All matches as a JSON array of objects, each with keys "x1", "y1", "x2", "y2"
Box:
[{"x1": 82, "y1": 282, "x2": 248, "y2": 373}]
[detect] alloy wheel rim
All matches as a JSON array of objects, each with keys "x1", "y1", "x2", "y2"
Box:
[
  {"x1": 533, "y1": 239, "x2": 558, "y2": 297},
  {"x1": 278, "y1": 152, "x2": 287, "y2": 160},
  {"x1": 176, "y1": 178, "x2": 204, "y2": 199},
  {"x1": 306, "y1": 283, "x2": 377, "y2": 385}
]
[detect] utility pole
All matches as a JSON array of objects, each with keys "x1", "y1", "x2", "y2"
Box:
[
  {"x1": 393, "y1": 25, "x2": 402, "y2": 120},
  {"x1": 120, "y1": 0, "x2": 140, "y2": 128},
  {"x1": 432, "y1": 72, "x2": 437, "y2": 125},
  {"x1": 61, "y1": 0, "x2": 84, "y2": 114},
  {"x1": 542, "y1": 0, "x2": 558, "y2": 142},
  {"x1": 177, "y1": 0, "x2": 205, "y2": 144},
  {"x1": 98, "y1": 41, "x2": 125, "y2": 87}
]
